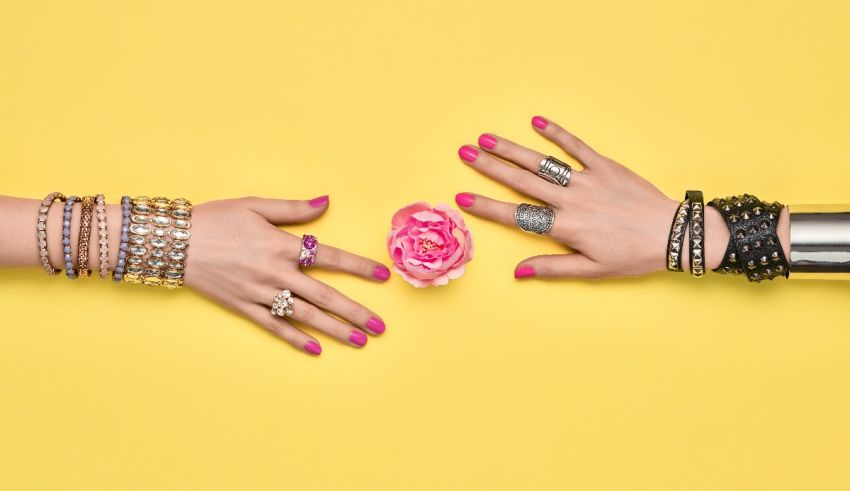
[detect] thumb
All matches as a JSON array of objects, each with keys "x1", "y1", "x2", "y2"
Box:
[
  {"x1": 242, "y1": 195, "x2": 329, "y2": 225},
  {"x1": 514, "y1": 254, "x2": 602, "y2": 280}
]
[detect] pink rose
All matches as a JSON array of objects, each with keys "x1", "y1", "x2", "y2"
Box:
[{"x1": 387, "y1": 202, "x2": 474, "y2": 288}]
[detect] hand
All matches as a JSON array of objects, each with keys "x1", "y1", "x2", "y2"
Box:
[
  {"x1": 185, "y1": 196, "x2": 390, "y2": 355},
  {"x1": 455, "y1": 115, "x2": 732, "y2": 280}
]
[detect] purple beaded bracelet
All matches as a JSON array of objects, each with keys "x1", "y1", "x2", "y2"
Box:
[
  {"x1": 62, "y1": 196, "x2": 78, "y2": 279},
  {"x1": 112, "y1": 196, "x2": 131, "y2": 282}
]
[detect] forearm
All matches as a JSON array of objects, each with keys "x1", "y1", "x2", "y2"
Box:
[{"x1": 0, "y1": 195, "x2": 123, "y2": 273}]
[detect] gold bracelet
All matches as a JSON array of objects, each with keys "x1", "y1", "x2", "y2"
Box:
[
  {"x1": 95, "y1": 194, "x2": 110, "y2": 279},
  {"x1": 163, "y1": 198, "x2": 192, "y2": 289},
  {"x1": 123, "y1": 196, "x2": 150, "y2": 284},
  {"x1": 122, "y1": 195, "x2": 191, "y2": 288},
  {"x1": 77, "y1": 196, "x2": 95, "y2": 278},
  {"x1": 37, "y1": 191, "x2": 66, "y2": 276}
]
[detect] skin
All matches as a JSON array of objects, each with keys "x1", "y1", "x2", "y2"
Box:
[
  {"x1": 0, "y1": 194, "x2": 390, "y2": 356},
  {"x1": 456, "y1": 116, "x2": 791, "y2": 279}
]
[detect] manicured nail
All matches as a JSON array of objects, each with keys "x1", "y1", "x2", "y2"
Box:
[
  {"x1": 304, "y1": 341, "x2": 322, "y2": 355},
  {"x1": 349, "y1": 331, "x2": 368, "y2": 347},
  {"x1": 478, "y1": 134, "x2": 497, "y2": 149},
  {"x1": 532, "y1": 116, "x2": 548, "y2": 129},
  {"x1": 458, "y1": 145, "x2": 478, "y2": 163},
  {"x1": 309, "y1": 195, "x2": 329, "y2": 208},
  {"x1": 455, "y1": 192, "x2": 475, "y2": 208},
  {"x1": 366, "y1": 317, "x2": 386, "y2": 334},
  {"x1": 373, "y1": 265, "x2": 391, "y2": 281},
  {"x1": 514, "y1": 265, "x2": 536, "y2": 278}
]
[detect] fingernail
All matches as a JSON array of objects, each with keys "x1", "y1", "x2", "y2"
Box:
[
  {"x1": 309, "y1": 195, "x2": 329, "y2": 208},
  {"x1": 478, "y1": 134, "x2": 497, "y2": 149},
  {"x1": 349, "y1": 331, "x2": 368, "y2": 347},
  {"x1": 373, "y1": 265, "x2": 391, "y2": 281},
  {"x1": 532, "y1": 116, "x2": 548, "y2": 129},
  {"x1": 515, "y1": 265, "x2": 536, "y2": 278},
  {"x1": 458, "y1": 145, "x2": 478, "y2": 163},
  {"x1": 366, "y1": 317, "x2": 386, "y2": 334},
  {"x1": 304, "y1": 341, "x2": 322, "y2": 355},
  {"x1": 455, "y1": 192, "x2": 475, "y2": 208}
]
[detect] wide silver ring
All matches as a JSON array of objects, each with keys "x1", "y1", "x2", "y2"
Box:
[
  {"x1": 538, "y1": 156, "x2": 572, "y2": 187},
  {"x1": 271, "y1": 289, "x2": 296, "y2": 318},
  {"x1": 515, "y1": 203, "x2": 555, "y2": 235}
]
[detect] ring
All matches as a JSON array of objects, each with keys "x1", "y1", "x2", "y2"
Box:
[
  {"x1": 515, "y1": 203, "x2": 555, "y2": 235},
  {"x1": 271, "y1": 289, "x2": 295, "y2": 318},
  {"x1": 538, "y1": 156, "x2": 572, "y2": 187},
  {"x1": 299, "y1": 234, "x2": 318, "y2": 267}
]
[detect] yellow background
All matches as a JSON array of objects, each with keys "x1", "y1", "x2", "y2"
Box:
[{"x1": 1, "y1": 1, "x2": 849, "y2": 489}]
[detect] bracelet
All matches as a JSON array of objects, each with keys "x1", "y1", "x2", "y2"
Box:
[
  {"x1": 37, "y1": 192, "x2": 66, "y2": 276},
  {"x1": 666, "y1": 198, "x2": 690, "y2": 272},
  {"x1": 164, "y1": 198, "x2": 192, "y2": 288},
  {"x1": 708, "y1": 194, "x2": 788, "y2": 282},
  {"x1": 124, "y1": 196, "x2": 152, "y2": 284},
  {"x1": 113, "y1": 196, "x2": 131, "y2": 282},
  {"x1": 787, "y1": 204, "x2": 850, "y2": 279},
  {"x1": 62, "y1": 196, "x2": 78, "y2": 279},
  {"x1": 95, "y1": 194, "x2": 109, "y2": 279},
  {"x1": 77, "y1": 196, "x2": 95, "y2": 278},
  {"x1": 686, "y1": 190, "x2": 705, "y2": 278},
  {"x1": 122, "y1": 196, "x2": 191, "y2": 288}
]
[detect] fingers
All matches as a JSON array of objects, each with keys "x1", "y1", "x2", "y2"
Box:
[
  {"x1": 243, "y1": 195, "x2": 330, "y2": 225},
  {"x1": 240, "y1": 302, "x2": 323, "y2": 356},
  {"x1": 476, "y1": 132, "x2": 549, "y2": 174},
  {"x1": 281, "y1": 293, "x2": 370, "y2": 348},
  {"x1": 311, "y1": 243, "x2": 391, "y2": 282},
  {"x1": 287, "y1": 274, "x2": 386, "y2": 336},
  {"x1": 454, "y1": 192, "x2": 517, "y2": 228},
  {"x1": 530, "y1": 115, "x2": 601, "y2": 168},
  {"x1": 458, "y1": 145, "x2": 562, "y2": 205},
  {"x1": 514, "y1": 253, "x2": 603, "y2": 280}
]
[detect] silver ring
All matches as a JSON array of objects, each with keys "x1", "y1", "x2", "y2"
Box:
[
  {"x1": 538, "y1": 156, "x2": 572, "y2": 187},
  {"x1": 271, "y1": 289, "x2": 295, "y2": 318},
  {"x1": 515, "y1": 203, "x2": 555, "y2": 235}
]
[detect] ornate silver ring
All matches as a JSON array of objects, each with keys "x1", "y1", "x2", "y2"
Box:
[
  {"x1": 515, "y1": 203, "x2": 555, "y2": 235},
  {"x1": 538, "y1": 156, "x2": 572, "y2": 187}
]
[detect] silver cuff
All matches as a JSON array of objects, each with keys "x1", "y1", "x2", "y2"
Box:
[{"x1": 789, "y1": 204, "x2": 850, "y2": 280}]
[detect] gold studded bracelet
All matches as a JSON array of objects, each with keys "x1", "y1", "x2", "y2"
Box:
[
  {"x1": 123, "y1": 195, "x2": 191, "y2": 288},
  {"x1": 76, "y1": 196, "x2": 95, "y2": 278}
]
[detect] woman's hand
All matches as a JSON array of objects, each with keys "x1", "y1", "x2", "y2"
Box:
[
  {"x1": 455, "y1": 115, "x2": 731, "y2": 280},
  {"x1": 185, "y1": 196, "x2": 390, "y2": 355}
]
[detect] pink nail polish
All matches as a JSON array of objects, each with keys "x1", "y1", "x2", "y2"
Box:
[
  {"x1": 532, "y1": 116, "x2": 548, "y2": 129},
  {"x1": 458, "y1": 145, "x2": 478, "y2": 163},
  {"x1": 309, "y1": 195, "x2": 329, "y2": 208},
  {"x1": 373, "y1": 265, "x2": 391, "y2": 281},
  {"x1": 478, "y1": 134, "x2": 497, "y2": 149},
  {"x1": 366, "y1": 317, "x2": 385, "y2": 334},
  {"x1": 515, "y1": 265, "x2": 536, "y2": 278},
  {"x1": 455, "y1": 192, "x2": 475, "y2": 208},
  {"x1": 349, "y1": 331, "x2": 368, "y2": 347},
  {"x1": 304, "y1": 341, "x2": 322, "y2": 355}
]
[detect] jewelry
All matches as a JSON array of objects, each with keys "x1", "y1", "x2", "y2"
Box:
[
  {"x1": 686, "y1": 191, "x2": 705, "y2": 277},
  {"x1": 515, "y1": 203, "x2": 555, "y2": 235},
  {"x1": 537, "y1": 156, "x2": 572, "y2": 187},
  {"x1": 95, "y1": 194, "x2": 109, "y2": 279},
  {"x1": 708, "y1": 194, "x2": 788, "y2": 282},
  {"x1": 271, "y1": 289, "x2": 295, "y2": 318},
  {"x1": 76, "y1": 196, "x2": 95, "y2": 278},
  {"x1": 666, "y1": 198, "x2": 690, "y2": 272},
  {"x1": 121, "y1": 196, "x2": 191, "y2": 288},
  {"x1": 299, "y1": 234, "x2": 318, "y2": 267},
  {"x1": 62, "y1": 196, "x2": 78, "y2": 279},
  {"x1": 123, "y1": 196, "x2": 151, "y2": 284},
  {"x1": 113, "y1": 196, "x2": 131, "y2": 282},
  {"x1": 37, "y1": 192, "x2": 66, "y2": 275},
  {"x1": 163, "y1": 198, "x2": 191, "y2": 289},
  {"x1": 788, "y1": 204, "x2": 850, "y2": 279}
]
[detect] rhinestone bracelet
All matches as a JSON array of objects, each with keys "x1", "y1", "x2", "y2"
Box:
[
  {"x1": 37, "y1": 192, "x2": 66, "y2": 276},
  {"x1": 95, "y1": 194, "x2": 109, "y2": 279},
  {"x1": 122, "y1": 196, "x2": 191, "y2": 288},
  {"x1": 113, "y1": 196, "x2": 131, "y2": 282}
]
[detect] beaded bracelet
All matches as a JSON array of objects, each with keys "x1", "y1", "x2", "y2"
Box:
[
  {"x1": 113, "y1": 196, "x2": 131, "y2": 282},
  {"x1": 37, "y1": 192, "x2": 66, "y2": 275},
  {"x1": 708, "y1": 194, "x2": 789, "y2": 282},
  {"x1": 62, "y1": 196, "x2": 78, "y2": 279},
  {"x1": 77, "y1": 196, "x2": 95, "y2": 278},
  {"x1": 95, "y1": 194, "x2": 109, "y2": 279}
]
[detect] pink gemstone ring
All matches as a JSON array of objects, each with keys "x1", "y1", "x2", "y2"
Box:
[{"x1": 299, "y1": 234, "x2": 318, "y2": 267}]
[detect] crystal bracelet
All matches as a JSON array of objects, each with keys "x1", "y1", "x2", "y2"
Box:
[
  {"x1": 62, "y1": 196, "x2": 78, "y2": 279},
  {"x1": 95, "y1": 194, "x2": 109, "y2": 279},
  {"x1": 113, "y1": 196, "x2": 131, "y2": 282},
  {"x1": 37, "y1": 191, "x2": 66, "y2": 276}
]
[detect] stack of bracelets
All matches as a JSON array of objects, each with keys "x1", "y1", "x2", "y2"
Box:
[
  {"x1": 666, "y1": 191, "x2": 790, "y2": 282},
  {"x1": 36, "y1": 193, "x2": 191, "y2": 289}
]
